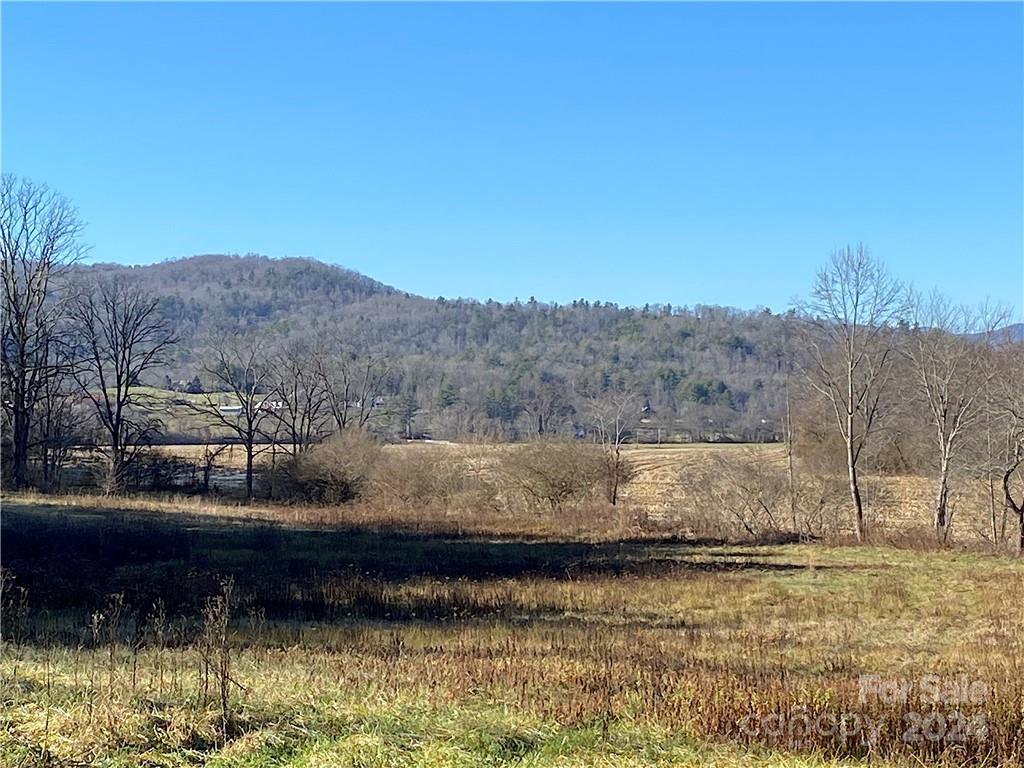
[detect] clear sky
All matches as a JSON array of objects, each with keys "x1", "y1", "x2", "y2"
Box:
[{"x1": 2, "y1": 2, "x2": 1022, "y2": 315}]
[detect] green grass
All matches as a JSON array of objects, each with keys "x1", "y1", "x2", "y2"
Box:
[
  {"x1": 102, "y1": 385, "x2": 242, "y2": 438},
  {"x1": 0, "y1": 645, "x2": 922, "y2": 768}
]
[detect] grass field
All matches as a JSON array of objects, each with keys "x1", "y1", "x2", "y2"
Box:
[
  {"x1": 146, "y1": 440, "x2": 999, "y2": 546},
  {"x1": 2, "y1": 492, "x2": 1022, "y2": 767}
]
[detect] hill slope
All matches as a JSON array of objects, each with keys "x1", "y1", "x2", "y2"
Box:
[
  {"x1": 77, "y1": 254, "x2": 793, "y2": 441},
  {"x1": 82, "y1": 254, "x2": 397, "y2": 329},
  {"x1": 997, "y1": 322, "x2": 1024, "y2": 343}
]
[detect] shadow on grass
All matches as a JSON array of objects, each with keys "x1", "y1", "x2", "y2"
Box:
[{"x1": 1, "y1": 498, "x2": 835, "y2": 641}]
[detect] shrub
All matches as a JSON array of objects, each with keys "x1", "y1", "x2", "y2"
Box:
[
  {"x1": 125, "y1": 451, "x2": 197, "y2": 492},
  {"x1": 677, "y1": 449, "x2": 871, "y2": 540},
  {"x1": 498, "y1": 440, "x2": 606, "y2": 513},
  {"x1": 263, "y1": 430, "x2": 381, "y2": 503},
  {"x1": 678, "y1": 449, "x2": 788, "y2": 539},
  {"x1": 597, "y1": 446, "x2": 637, "y2": 505},
  {"x1": 371, "y1": 446, "x2": 496, "y2": 510}
]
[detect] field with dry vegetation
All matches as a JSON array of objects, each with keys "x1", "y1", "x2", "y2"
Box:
[
  {"x1": 2, "y1": 474, "x2": 1023, "y2": 767},
  {"x1": 139, "y1": 440, "x2": 1019, "y2": 550}
]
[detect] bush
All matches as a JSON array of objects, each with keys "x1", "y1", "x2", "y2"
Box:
[
  {"x1": 263, "y1": 430, "x2": 382, "y2": 504},
  {"x1": 678, "y1": 449, "x2": 788, "y2": 539},
  {"x1": 793, "y1": 471, "x2": 853, "y2": 539},
  {"x1": 498, "y1": 440, "x2": 606, "y2": 513},
  {"x1": 677, "y1": 449, "x2": 862, "y2": 540},
  {"x1": 598, "y1": 447, "x2": 637, "y2": 505},
  {"x1": 125, "y1": 451, "x2": 197, "y2": 492},
  {"x1": 371, "y1": 446, "x2": 496, "y2": 510}
]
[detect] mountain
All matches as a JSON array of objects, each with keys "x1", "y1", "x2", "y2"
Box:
[
  {"x1": 76, "y1": 254, "x2": 792, "y2": 441},
  {"x1": 996, "y1": 323, "x2": 1024, "y2": 343},
  {"x1": 82, "y1": 253, "x2": 397, "y2": 324},
  {"x1": 967, "y1": 322, "x2": 1024, "y2": 344}
]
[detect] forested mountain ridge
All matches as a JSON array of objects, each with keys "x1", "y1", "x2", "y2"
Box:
[
  {"x1": 81, "y1": 254, "x2": 398, "y2": 328},
  {"x1": 75, "y1": 254, "x2": 791, "y2": 441}
]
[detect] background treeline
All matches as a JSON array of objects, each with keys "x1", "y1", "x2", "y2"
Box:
[
  {"x1": 83, "y1": 253, "x2": 791, "y2": 443},
  {"x1": 3, "y1": 175, "x2": 1023, "y2": 552}
]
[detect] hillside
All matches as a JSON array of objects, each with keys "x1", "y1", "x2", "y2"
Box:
[
  {"x1": 76, "y1": 254, "x2": 794, "y2": 441},
  {"x1": 997, "y1": 323, "x2": 1024, "y2": 343},
  {"x1": 81, "y1": 254, "x2": 398, "y2": 327}
]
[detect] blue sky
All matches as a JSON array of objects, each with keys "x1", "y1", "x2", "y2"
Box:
[{"x1": 3, "y1": 2, "x2": 1022, "y2": 315}]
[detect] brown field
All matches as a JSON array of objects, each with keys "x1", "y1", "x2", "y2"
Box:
[
  {"x1": 145, "y1": 441, "x2": 1004, "y2": 546},
  {"x1": 7, "y1": 444, "x2": 1018, "y2": 765},
  {"x1": 3, "y1": 485, "x2": 1023, "y2": 767}
]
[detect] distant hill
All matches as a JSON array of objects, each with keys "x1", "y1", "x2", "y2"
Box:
[
  {"x1": 967, "y1": 322, "x2": 1024, "y2": 344},
  {"x1": 81, "y1": 254, "x2": 397, "y2": 325},
  {"x1": 996, "y1": 323, "x2": 1024, "y2": 343},
  {"x1": 74, "y1": 254, "x2": 795, "y2": 441}
]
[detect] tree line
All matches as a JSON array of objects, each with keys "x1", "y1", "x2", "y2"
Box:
[
  {"x1": 791, "y1": 245, "x2": 1022, "y2": 550},
  {"x1": 0, "y1": 177, "x2": 641, "y2": 500},
  {"x1": 2, "y1": 175, "x2": 1022, "y2": 552},
  {"x1": 0, "y1": 193, "x2": 387, "y2": 497}
]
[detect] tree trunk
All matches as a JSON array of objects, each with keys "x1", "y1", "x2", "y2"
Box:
[
  {"x1": 610, "y1": 454, "x2": 619, "y2": 507},
  {"x1": 1002, "y1": 467, "x2": 1023, "y2": 557},
  {"x1": 244, "y1": 445, "x2": 254, "y2": 502},
  {"x1": 988, "y1": 472, "x2": 1001, "y2": 548},
  {"x1": 846, "y1": 432, "x2": 865, "y2": 543},
  {"x1": 1017, "y1": 509, "x2": 1023, "y2": 559},
  {"x1": 41, "y1": 445, "x2": 52, "y2": 491},
  {"x1": 785, "y1": 374, "x2": 797, "y2": 532},
  {"x1": 107, "y1": 446, "x2": 126, "y2": 495},
  {"x1": 11, "y1": 408, "x2": 30, "y2": 488},
  {"x1": 934, "y1": 457, "x2": 950, "y2": 542}
]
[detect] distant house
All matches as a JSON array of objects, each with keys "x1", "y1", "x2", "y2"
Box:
[
  {"x1": 172, "y1": 376, "x2": 204, "y2": 394},
  {"x1": 343, "y1": 396, "x2": 386, "y2": 409},
  {"x1": 214, "y1": 400, "x2": 281, "y2": 416}
]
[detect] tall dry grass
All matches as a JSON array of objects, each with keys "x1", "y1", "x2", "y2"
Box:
[{"x1": 3, "y1": 490, "x2": 1024, "y2": 766}]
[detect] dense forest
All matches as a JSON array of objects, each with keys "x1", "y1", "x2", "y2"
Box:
[{"x1": 80, "y1": 254, "x2": 792, "y2": 441}]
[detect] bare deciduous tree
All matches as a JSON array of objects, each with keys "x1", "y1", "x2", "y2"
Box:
[
  {"x1": 33, "y1": 342, "x2": 88, "y2": 490},
  {"x1": 989, "y1": 342, "x2": 1024, "y2": 556},
  {"x1": 523, "y1": 371, "x2": 573, "y2": 437},
  {"x1": 268, "y1": 342, "x2": 330, "y2": 454},
  {"x1": 904, "y1": 292, "x2": 1005, "y2": 541},
  {"x1": 588, "y1": 390, "x2": 640, "y2": 506},
  {"x1": 1, "y1": 175, "x2": 86, "y2": 487},
  {"x1": 795, "y1": 245, "x2": 907, "y2": 542},
  {"x1": 316, "y1": 348, "x2": 389, "y2": 434},
  {"x1": 187, "y1": 335, "x2": 274, "y2": 501},
  {"x1": 70, "y1": 280, "x2": 178, "y2": 493},
  {"x1": 198, "y1": 441, "x2": 230, "y2": 494}
]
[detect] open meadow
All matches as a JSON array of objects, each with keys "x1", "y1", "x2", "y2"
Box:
[
  {"x1": 2, "y1": 482, "x2": 1023, "y2": 767},
  {"x1": 140, "y1": 440, "x2": 1006, "y2": 549},
  {"x1": 5, "y1": 3, "x2": 1023, "y2": 766}
]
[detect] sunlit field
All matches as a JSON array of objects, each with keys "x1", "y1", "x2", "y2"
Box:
[
  {"x1": 127, "y1": 440, "x2": 1009, "y2": 550},
  {"x1": 2, "y1": 492, "x2": 1022, "y2": 767},
  {"x1": 4, "y1": 1, "x2": 1023, "y2": 765}
]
